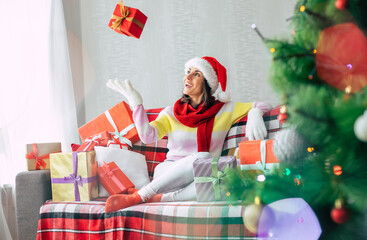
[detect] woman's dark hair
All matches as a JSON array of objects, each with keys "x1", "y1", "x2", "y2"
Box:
[{"x1": 181, "y1": 79, "x2": 216, "y2": 108}]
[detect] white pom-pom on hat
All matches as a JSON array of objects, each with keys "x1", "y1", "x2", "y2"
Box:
[
  {"x1": 217, "y1": 91, "x2": 231, "y2": 102},
  {"x1": 185, "y1": 56, "x2": 230, "y2": 102}
]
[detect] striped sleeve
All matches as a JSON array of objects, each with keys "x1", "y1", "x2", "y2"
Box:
[
  {"x1": 132, "y1": 104, "x2": 159, "y2": 144},
  {"x1": 230, "y1": 102, "x2": 253, "y2": 124},
  {"x1": 150, "y1": 107, "x2": 172, "y2": 140}
]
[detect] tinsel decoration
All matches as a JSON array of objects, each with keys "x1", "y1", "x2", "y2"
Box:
[{"x1": 273, "y1": 127, "x2": 309, "y2": 164}]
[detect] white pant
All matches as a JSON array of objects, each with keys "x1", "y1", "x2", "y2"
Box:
[{"x1": 147, "y1": 152, "x2": 211, "y2": 201}]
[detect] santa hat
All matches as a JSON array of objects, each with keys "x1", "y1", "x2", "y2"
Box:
[{"x1": 185, "y1": 56, "x2": 230, "y2": 102}]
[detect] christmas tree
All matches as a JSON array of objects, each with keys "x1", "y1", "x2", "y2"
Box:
[{"x1": 226, "y1": 0, "x2": 367, "y2": 239}]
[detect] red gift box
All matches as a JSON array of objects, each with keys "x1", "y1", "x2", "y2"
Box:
[
  {"x1": 107, "y1": 140, "x2": 129, "y2": 150},
  {"x1": 108, "y1": 1, "x2": 147, "y2": 39},
  {"x1": 97, "y1": 161, "x2": 135, "y2": 195},
  {"x1": 76, "y1": 131, "x2": 111, "y2": 152},
  {"x1": 239, "y1": 139, "x2": 280, "y2": 173},
  {"x1": 78, "y1": 101, "x2": 140, "y2": 149}
]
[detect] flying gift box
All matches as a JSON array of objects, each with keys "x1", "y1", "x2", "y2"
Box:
[{"x1": 108, "y1": 1, "x2": 147, "y2": 39}]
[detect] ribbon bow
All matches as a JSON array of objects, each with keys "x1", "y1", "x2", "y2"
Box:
[
  {"x1": 101, "y1": 161, "x2": 118, "y2": 178},
  {"x1": 194, "y1": 157, "x2": 231, "y2": 200},
  {"x1": 104, "y1": 110, "x2": 135, "y2": 147},
  {"x1": 83, "y1": 134, "x2": 103, "y2": 151},
  {"x1": 65, "y1": 174, "x2": 83, "y2": 187},
  {"x1": 255, "y1": 140, "x2": 271, "y2": 174},
  {"x1": 111, "y1": 1, "x2": 144, "y2": 30},
  {"x1": 25, "y1": 143, "x2": 49, "y2": 170},
  {"x1": 100, "y1": 161, "x2": 127, "y2": 192},
  {"x1": 111, "y1": 1, "x2": 130, "y2": 30}
]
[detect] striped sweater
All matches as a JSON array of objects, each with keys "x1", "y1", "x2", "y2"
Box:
[{"x1": 133, "y1": 101, "x2": 271, "y2": 160}]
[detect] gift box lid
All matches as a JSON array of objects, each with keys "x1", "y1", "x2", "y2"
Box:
[{"x1": 26, "y1": 142, "x2": 62, "y2": 157}]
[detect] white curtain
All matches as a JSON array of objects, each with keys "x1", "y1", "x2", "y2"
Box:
[{"x1": 0, "y1": 1, "x2": 79, "y2": 239}]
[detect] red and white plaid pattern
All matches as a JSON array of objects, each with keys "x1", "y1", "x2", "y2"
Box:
[
  {"x1": 222, "y1": 105, "x2": 282, "y2": 155},
  {"x1": 37, "y1": 106, "x2": 282, "y2": 239},
  {"x1": 37, "y1": 200, "x2": 260, "y2": 240}
]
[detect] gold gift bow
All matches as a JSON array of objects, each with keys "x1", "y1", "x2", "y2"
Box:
[{"x1": 111, "y1": 1, "x2": 144, "y2": 30}]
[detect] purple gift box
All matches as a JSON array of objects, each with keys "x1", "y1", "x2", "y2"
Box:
[{"x1": 193, "y1": 156, "x2": 237, "y2": 202}]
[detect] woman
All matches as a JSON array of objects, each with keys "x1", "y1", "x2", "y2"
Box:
[{"x1": 105, "y1": 56, "x2": 272, "y2": 213}]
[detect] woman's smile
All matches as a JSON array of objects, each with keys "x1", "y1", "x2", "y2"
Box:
[{"x1": 183, "y1": 67, "x2": 204, "y2": 98}]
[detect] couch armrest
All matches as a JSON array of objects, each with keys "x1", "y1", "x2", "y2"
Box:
[{"x1": 15, "y1": 170, "x2": 52, "y2": 240}]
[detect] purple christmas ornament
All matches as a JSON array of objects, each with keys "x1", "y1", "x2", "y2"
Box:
[{"x1": 258, "y1": 198, "x2": 321, "y2": 239}]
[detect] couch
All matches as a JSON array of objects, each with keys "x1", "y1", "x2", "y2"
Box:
[{"x1": 16, "y1": 105, "x2": 281, "y2": 240}]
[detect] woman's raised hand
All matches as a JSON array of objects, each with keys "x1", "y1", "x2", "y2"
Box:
[
  {"x1": 245, "y1": 108, "x2": 267, "y2": 140},
  {"x1": 106, "y1": 79, "x2": 143, "y2": 108}
]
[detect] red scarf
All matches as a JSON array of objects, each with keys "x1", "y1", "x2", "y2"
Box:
[{"x1": 173, "y1": 99, "x2": 224, "y2": 152}]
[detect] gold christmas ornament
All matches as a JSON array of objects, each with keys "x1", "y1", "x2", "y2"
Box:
[{"x1": 243, "y1": 196, "x2": 263, "y2": 234}]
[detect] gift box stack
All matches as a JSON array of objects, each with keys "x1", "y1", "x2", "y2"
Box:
[
  {"x1": 238, "y1": 139, "x2": 280, "y2": 174},
  {"x1": 26, "y1": 101, "x2": 150, "y2": 202},
  {"x1": 78, "y1": 101, "x2": 140, "y2": 150}
]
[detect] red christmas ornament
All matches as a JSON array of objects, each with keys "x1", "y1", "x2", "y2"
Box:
[
  {"x1": 335, "y1": 0, "x2": 347, "y2": 10},
  {"x1": 331, "y1": 206, "x2": 350, "y2": 224},
  {"x1": 277, "y1": 113, "x2": 288, "y2": 124},
  {"x1": 316, "y1": 23, "x2": 367, "y2": 93}
]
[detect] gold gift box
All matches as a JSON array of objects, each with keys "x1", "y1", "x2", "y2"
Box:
[
  {"x1": 50, "y1": 151, "x2": 98, "y2": 202},
  {"x1": 26, "y1": 142, "x2": 61, "y2": 171}
]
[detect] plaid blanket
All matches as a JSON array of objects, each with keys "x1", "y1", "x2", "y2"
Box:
[
  {"x1": 37, "y1": 106, "x2": 281, "y2": 239},
  {"x1": 37, "y1": 200, "x2": 261, "y2": 240}
]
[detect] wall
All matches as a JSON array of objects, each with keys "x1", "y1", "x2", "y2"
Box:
[{"x1": 63, "y1": 0, "x2": 296, "y2": 127}]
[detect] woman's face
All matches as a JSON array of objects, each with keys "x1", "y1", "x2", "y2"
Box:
[{"x1": 183, "y1": 67, "x2": 204, "y2": 98}]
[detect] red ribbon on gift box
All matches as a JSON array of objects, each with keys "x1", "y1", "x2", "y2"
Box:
[{"x1": 25, "y1": 143, "x2": 54, "y2": 170}]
